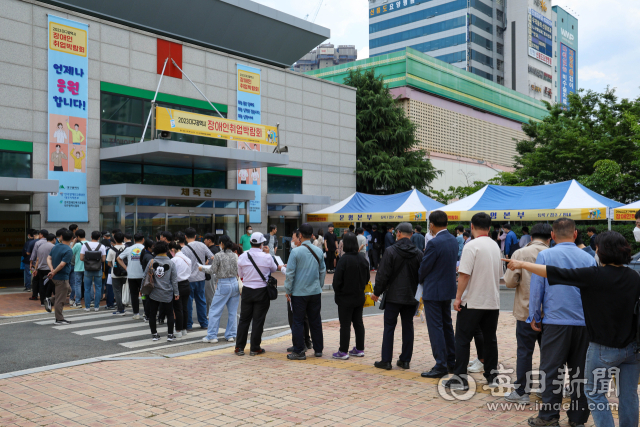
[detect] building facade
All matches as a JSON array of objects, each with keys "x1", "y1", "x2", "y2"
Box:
[
  {"x1": 293, "y1": 44, "x2": 357, "y2": 72},
  {"x1": 552, "y1": 5, "x2": 578, "y2": 105},
  {"x1": 0, "y1": 0, "x2": 357, "y2": 271},
  {"x1": 306, "y1": 48, "x2": 547, "y2": 192},
  {"x1": 368, "y1": 0, "x2": 507, "y2": 84}
]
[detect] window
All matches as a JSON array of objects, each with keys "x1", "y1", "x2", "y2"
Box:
[
  {"x1": 144, "y1": 165, "x2": 193, "y2": 187},
  {"x1": 194, "y1": 169, "x2": 226, "y2": 189},
  {"x1": 375, "y1": 33, "x2": 466, "y2": 57},
  {"x1": 0, "y1": 151, "x2": 31, "y2": 178},
  {"x1": 99, "y1": 161, "x2": 227, "y2": 189},
  {"x1": 497, "y1": 76, "x2": 505, "y2": 86},
  {"x1": 369, "y1": 16, "x2": 466, "y2": 49},
  {"x1": 497, "y1": 43, "x2": 504, "y2": 55},
  {"x1": 369, "y1": 0, "x2": 468, "y2": 34},
  {"x1": 268, "y1": 175, "x2": 302, "y2": 194},
  {"x1": 470, "y1": 0, "x2": 493, "y2": 18},
  {"x1": 470, "y1": 32, "x2": 492, "y2": 51},
  {"x1": 469, "y1": 67, "x2": 493, "y2": 81},
  {"x1": 470, "y1": 15, "x2": 493, "y2": 34},
  {"x1": 496, "y1": 9, "x2": 504, "y2": 21},
  {"x1": 100, "y1": 161, "x2": 142, "y2": 185},
  {"x1": 100, "y1": 92, "x2": 227, "y2": 148},
  {"x1": 496, "y1": 26, "x2": 504, "y2": 39},
  {"x1": 470, "y1": 49, "x2": 494, "y2": 67},
  {"x1": 435, "y1": 51, "x2": 466, "y2": 64}
]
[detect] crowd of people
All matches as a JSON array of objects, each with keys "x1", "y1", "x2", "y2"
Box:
[{"x1": 18, "y1": 211, "x2": 640, "y2": 427}]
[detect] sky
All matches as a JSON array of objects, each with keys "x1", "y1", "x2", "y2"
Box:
[{"x1": 251, "y1": 0, "x2": 640, "y2": 100}]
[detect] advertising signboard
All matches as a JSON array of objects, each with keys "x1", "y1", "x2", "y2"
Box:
[
  {"x1": 528, "y1": 8, "x2": 553, "y2": 66},
  {"x1": 560, "y1": 43, "x2": 576, "y2": 105}
]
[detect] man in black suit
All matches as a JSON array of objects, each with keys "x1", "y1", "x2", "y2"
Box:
[{"x1": 418, "y1": 210, "x2": 459, "y2": 378}]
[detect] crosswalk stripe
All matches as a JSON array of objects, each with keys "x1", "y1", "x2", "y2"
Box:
[
  {"x1": 96, "y1": 327, "x2": 168, "y2": 341},
  {"x1": 51, "y1": 317, "x2": 133, "y2": 330},
  {"x1": 73, "y1": 322, "x2": 148, "y2": 335},
  {"x1": 119, "y1": 329, "x2": 224, "y2": 349},
  {"x1": 35, "y1": 312, "x2": 121, "y2": 325}
]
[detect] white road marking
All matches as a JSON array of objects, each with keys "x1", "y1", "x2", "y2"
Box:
[
  {"x1": 74, "y1": 322, "x2": 148, "y2": 335},
  {"x1": 119, "y1": 329, "x2": 224, "y2": 349},
  {"x1": 51, "y1": 317, "x2": 133, "y2": 330}
]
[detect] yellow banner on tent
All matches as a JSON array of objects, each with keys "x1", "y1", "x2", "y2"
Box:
[
  {"x1": 444, "y1": 208, "x2": 607, "y2": 222},
  {"x1": 156, "y1": 107, "x2": 278, "y2": 146},
  {"x1": 307, "y1": 212, "x2": 428, "y2": 223},
  {"x1": 613, "y1": 208, "x2": 639, "y2": 221}
]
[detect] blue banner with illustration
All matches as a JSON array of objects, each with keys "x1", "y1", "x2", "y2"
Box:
[
  {"x1": 237, "y1": 64, "x2": 262, "y2": 223},
  {"x1": 47, "y1": 15, "x2": 89, "y2": 222}
]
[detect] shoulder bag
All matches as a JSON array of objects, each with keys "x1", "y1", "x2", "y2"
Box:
[
  {"x1": 247, "y1": 253, "x2": 278, "y2": 300},
  {"x1": 184, "y1": 244, "x2": 211, "y2": 281}
]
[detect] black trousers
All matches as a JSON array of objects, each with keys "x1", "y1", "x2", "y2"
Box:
[
  {"x1": 453, "y1": 306, "x2": 499, "y2": 381},
  {"x1": 338, "y1": 304, "x2": 364, "y2": 353},
  {"x1": 326, "y1": 249, "x2": 336, "y2": 271},
  {"x1": 147, "y1": 298, "x2": 174, "y2": 335},
  {"x1": 287, "y1": 300, "x2": 311, "y2": 345},
  {"x1": 473, "y1": 327, "x2": 484, "y2": 360},
  {"x1": 515, "y1": 320, "x2": 542, "y2": 395},
  {"x1": 424, "y1": 299, "x2": 455, "y2": 371},
  {"x1": 32, "y1": 270, "x2": 49, "y2": 300},
  {"x1": 236, "y1": 287, "x2": 270, "y2": 352},
  {"x1": 537, "y1": 324, "x2": 590, "y2": 424},
  {"x1": 381, "y1": 302, "x2": 415, "y2": 363},
  {"x1": 175, "y1": 281, "x2": 191, "y2": 331},
  {"x1": 128, "y1": 278, "x2": 142, "y2": 314},
  {"x1": 291, "y1": 294, "x2": 323, "y2": 354},
  {"x1": 369, "y1": 248, "x2": 380, "y2": 269},
  {"x1": 38, "y1": 270, "x2": 52, "y2": 304}
]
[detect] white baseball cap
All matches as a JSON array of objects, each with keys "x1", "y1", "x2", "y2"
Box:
[{"x1": 250, "y1": 232, "x2": 267, "y2": 245}]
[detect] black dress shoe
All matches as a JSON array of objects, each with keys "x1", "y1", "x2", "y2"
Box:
[
  {"x1": 396, "y1": 360, "x2": 410, "y2": 369},
  {"x1": 421, "y1": 368, "x2": 449, "y2": 378},
  {"x1": 287, "y1": 346, "x2": 295, "y2": 352},
  {"x1": 305, "y1": 341, "x2": 313, "y2": 350},
  {"x1": 374, "y1": 361, "x2": 392, "y2": 370}
]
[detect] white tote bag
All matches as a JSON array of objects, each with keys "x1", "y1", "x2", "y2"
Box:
[{"x1": 122, "y1": 280, "x2": 131, "y2": 306}]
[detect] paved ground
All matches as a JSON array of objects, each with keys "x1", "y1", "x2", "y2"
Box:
[{"x1": 1, "y1": 311, "x2": 622, "y2": 426}]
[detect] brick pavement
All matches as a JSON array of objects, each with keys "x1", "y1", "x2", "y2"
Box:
[{"x1": 0, "y1": 312, "x2": 616, "y2": 426}]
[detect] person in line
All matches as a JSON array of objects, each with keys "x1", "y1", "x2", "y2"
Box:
[
  {"x1": 100, "y1": 235, "x2": 114, "y2": 309},
  {"x1": 336, "y1": 229, "x2": 347, "y2": 261},
  {"x1": 462, "y1": 231, "x2": 471, "y2": 245},
  {"x1": 201, "y1": 235, "x2": 241, "y2": 344},
  {"x1": 80, "y1": 231, "x2": 107, "y2": 312},
  {"x1": 285, "y1": 229, "x2": 312, "y2": 353},
  {"x1": 634, "y1": 210, "x2": 640, "y2": 242},
  {"x1": 445, "y1": 212, "x2": 502, "y2": 391},
  {"x1": 503, "y1": 223, "x2": 551, "y2": 404},
  {"x1": 418, "y1": 211, "x2": 458, "y2": 378},
  {"x1": 203, "y1": 233, "x2": 218, "y2": 314},
  {"x1": 383, "y1": 225, "x2": 395, "y2": 253},
  {"x1": 586, "y1": 226, "x2": 598, "y2": 251},
  {"x1": 70, "y1": 229, "x2": 86, "y2": 307},
  {"x1": 410, "y1": 225, "x2": 426, "y2": 252},
  {"x1": 107, "y1": 232, "x2": 127, "y2": 316},
  {"x1": 35, "y1": 233, "x2": 56, "y2": 309},
  {"x1": 363, "y1": 226, "x2": 372, "y2": 267},
  {"x1": 355, "y1": 227, "x2": 368, "y2": 261},
  {"x1": 143, "y1": 241, "x2": 178, "y2": 342},
  {"x1": 503, "y1": 224, "x2": 518, "y2": 258},
  {"x1": 46, "y1": 228, "x2": 74, "y2": 325},
  {"x1": 574, "y1": 234, "x2": 595, "y2": 258},
  {"x1": 290, "y1": 229, "x2": 300, "y2": 250},
  {"x1": 239, "y1": 225, "x2": 253, "y2": 252},
  {"x1": 235, "y1": 232, "x2": 280, "y2": 356},
  {"x1": 324, "y1": 224, "x2": 337, "y2": 274},
  {"x1": 116, "y1": 233, "x2": 146, "y2": 320},
  {"x1": 372, "y1": 223, "x2": 423, "y2": 370},
  {"x1": 498, "y1": 225, "x2": 507, "y2": 256},
  {"x1": 21, "y1": 229, "x2": 36, "y2": 292},
  {"x1": 140, "y1": 238, "x2": 155, "y2": 321},
  {"x1": 454, "y1": 225, "x2": 465, "y2": 260},
  {"x1": 508, "y1": 231, "x2": 640, "y2": 427},
  {"x1": 525, "y1": 218, "x2": 595, "y2": 427},
  {"x1": 204, "y1": 233, "x2": 220, "y2": 255},
  {"x1": 167, "y1": 241, "x2": 191, "y2": 338},
  {"x1": 519, "y1": 226, "x2": 532, "y2": 248},
  {"x1": 285, "y1": 223, "x2": 326, "y2": 360},
  {"x1": 181, "y1": 227, "x2": 214, "y2": 331},
  {"x1": 123, "y1": 233, "x2": 133, "y2": 248},
  {"x1": 332, "y1": 232, "x2": 369, "y2": 360},
  {"x1": 29, "y1": 229, "x2": 48, "y2": 301},
  {"x1": 266, "y1": 224, "x2": 279, "y2": 257},
  {"x1": 313, "y1": 228, "x2": 325, "y2": 256}
]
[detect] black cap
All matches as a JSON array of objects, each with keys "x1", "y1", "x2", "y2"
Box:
[
  {"x1": 372, "y1": 225, "x2": 378, "y2": 230},
  {"x1": 299, "y1": 223, "x2": 313, "y2": 236},
  {"x1": 328, "y1": 223, "x2": 334, "y2": 228},
  {"x1": 396, "y1": 222, "x2": 413, "y2": 234}
]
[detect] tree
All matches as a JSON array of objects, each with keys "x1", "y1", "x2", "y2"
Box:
[
  {"x1": 505, "y1": 88, "x2": 640, "y2": 202},
  {"x1": 344, "y1": 68, "x2": 440, "y2": 194},
  {"x1": 430, "y1": 180, "x2": 488, "y2": 205}
]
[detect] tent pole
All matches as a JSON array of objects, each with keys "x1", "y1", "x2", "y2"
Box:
[{"x1": 608, "y1": 208, "x2": 612, "y2": 231}]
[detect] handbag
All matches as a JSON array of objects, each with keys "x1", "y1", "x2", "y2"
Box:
[
  {"x1": 184, "y1": 244, "x2": 211, "y2": 280},
  {"x1": 238, "y1": 276, "x2": 243, "y2": 295},
  {"x1": 363, "y1": 281, "x2": 375, "y2": 308},
  {"x1": 247, "y1": 253, "x2": 278, "y2": 300},
  {"x1": 141, "y1": 264, "x2": 155, "y2": 296},
  {"x1": 122, "y1": 280, "x2": 131, "y2": 306}
]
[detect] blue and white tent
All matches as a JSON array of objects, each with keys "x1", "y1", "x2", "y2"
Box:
[
  {"x1": 437, "y1": 180, "x2": 623, "y2": 222},
  {"x1": 307, "y1": 189, "x2": 444, "y2": 223}
]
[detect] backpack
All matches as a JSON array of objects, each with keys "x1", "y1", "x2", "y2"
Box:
[
  {"x1": 83, "y1": 242, "x2": 103, "y2": 271},
  {"x1": 112, "y1": 246, "x2": 128, "y2": 277}
]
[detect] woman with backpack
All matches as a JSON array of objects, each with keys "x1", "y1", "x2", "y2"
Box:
[
  {"x1": 140, "y1": 238, "x2": 155, "y2": 321},
  {"x1": 143, "y1": 241, "x2": 179, "y2": 341},
  {"x1": 200, "y1": 235, "x2": 241, "y2": 344}
]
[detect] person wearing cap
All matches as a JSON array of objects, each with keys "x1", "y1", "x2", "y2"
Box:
[
  {"x1": 371, "y1": 222, "x2": 423, "y2": 370},
  {"x1": 285, "y1": 223, "x2": 327, "y2": 360},
  {"x1": 236, "y1": 231, "x2": 282, "y2": 356},
  {"x1": 324, "y1": 224, "x2": 337, "y2": 274}
]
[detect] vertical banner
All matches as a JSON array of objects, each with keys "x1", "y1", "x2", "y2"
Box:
[
  {"x1": 237, "y1": 64, "x2": 262, "y2": 223},
  {"x1": 47, "y1": 16, "x2": 89, "y2": 222},
  {"x1": 560, "y1": 43, "x2": 576, "y2": 105}
]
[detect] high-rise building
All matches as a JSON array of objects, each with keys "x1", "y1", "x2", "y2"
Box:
[
  {"x1": 553, "y1": 5, "x2": 578, "y2": 105},
  {"x1": 368, "y1": 0, "x2": 506, "y2": 84},
  {"x1": 293, "y1": 44, "x2": 357, "y2": 72}
]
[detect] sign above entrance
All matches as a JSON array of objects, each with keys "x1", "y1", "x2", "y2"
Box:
[{"x1": 155, "y1": 107, "x2": 278, "y2": 146}]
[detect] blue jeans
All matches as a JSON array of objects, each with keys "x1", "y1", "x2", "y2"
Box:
[
  {"x1": 83, "y1": 270, "x2": 103, "y2": 308},
  {"x1": 205, "y1": 278, "x2": 240, "y2": 340},
  {"x1": 23, "y1": 264, "x2": 31, "y2": 289},
  {"x1": 585, "y1": 342, "x2": 640, "y2": 427},
  {"x1": 188, "y1": 280, "x2": 207, "y2": 329},
  {"x1": 71, "y1": 271, "x2": 83, "y2": 304}
]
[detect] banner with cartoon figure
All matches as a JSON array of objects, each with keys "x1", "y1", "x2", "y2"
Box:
[{"x1": 47, "y1": 15, "x2": 88, "y2": 222}]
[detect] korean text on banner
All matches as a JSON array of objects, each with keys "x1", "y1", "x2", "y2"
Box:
[
  {"x1": 47, "y1": 15, "x2": 89, "y2": 223},
  {"x1": 237, "y1": 64, "x2": 263, "y2": 224}
]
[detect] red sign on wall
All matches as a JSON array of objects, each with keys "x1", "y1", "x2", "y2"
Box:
[{"x1": 157, "y1": 39, "x2": 182, "y2": 79}]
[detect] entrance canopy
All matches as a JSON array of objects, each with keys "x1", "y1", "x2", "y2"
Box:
[
  {"x1": 613, "y1": 201, "x2": 640, "y2": 221},
  {"x1": 437, "y1": 180, "x2": 623, "y2": 221},
  {"x1": 307, "y1": 190, "x2": 444, "y2": 223}
]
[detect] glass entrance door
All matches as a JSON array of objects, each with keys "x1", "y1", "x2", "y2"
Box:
[{"x1": 269, "y1": 217, "x2": 299, "y2": 262}]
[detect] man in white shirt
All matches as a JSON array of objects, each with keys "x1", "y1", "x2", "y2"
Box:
[
  {"x1": 107, "y1": 232, "x2": 127, "y2": 315},
  {"x1": 169, "y1": 241, "x2": 192, "y2": 337},
  {"x1": 80, "y1": 231, "x2": 107, "y2": 312},
  {"x1": 181, "y1": 228, "x2": 214, "y2": 330},
  {"x1": 235, "y1": 232, "x2": 281, "y2": 356},
  {"x1": 117, "y1": 233, "x2": 146, "y2": 319},
  {"x1": 445, "y1": 212, "x2": 502, "y2": 391},
  {"x1": 634, "y1": 211, "x2": 640, "y2": 242}
]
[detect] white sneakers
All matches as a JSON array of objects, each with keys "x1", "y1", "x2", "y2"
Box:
[
  {"x1": 132, "y1": 314, "x2": 140, "y2": 320},
  {"x1": 226, "y1": 337, "x2": 235, "y2": 342},
  {"x1": 174, "y1": 331, "x2": 182, "y2": 338},
  {"x1": 467, "y1": 358, "x2": 484, "y2": 373},
  {"x1": 202, "y1": 337, "x2": 218, "y2": 343},
  {"x1": 505, "y1": 390, "x2": 530, "y2": 404},
  {"x1": 93, "y1": 307, "x2": 100, "y2": 312}
]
